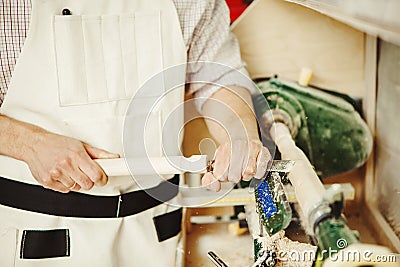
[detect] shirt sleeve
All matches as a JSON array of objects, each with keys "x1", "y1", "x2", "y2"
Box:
[{"x1": 174, "y1": 0, "x2": 256, "y2": 112}]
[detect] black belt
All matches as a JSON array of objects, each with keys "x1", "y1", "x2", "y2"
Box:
[{"x1": 0, "y1": 175, "x2": 179, "y2": 218}]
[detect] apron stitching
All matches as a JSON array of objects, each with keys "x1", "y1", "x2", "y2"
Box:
[
  {"x1": 133, "y1": 13, "x2": 139, "y2": 92},
  {"x1": 100, "y1": 16, "x2": 110, "y2": 99},
  {"x1": 116, "y1": 195, "x2": 122, "y2": 217},
  {"x1": 66, "y1": 229, "x2": 69, "y2": 256},
  {"x1": 117, "y1": 16, "x2": 128, "y2": 98},
  {"x1": 20, "y1": 230, "x2": 27, "y2": 258},
  {"x1": 51, "y1": 16, "x2": 63, "y2": 106},
  {"x1": 157, "y1": 10, "x2": 167, "y2": 111},
  {"x1": 80, "y1": 16, "x2": 89, "y2": 102},
  {"x1": 158, "y1": 10, "x2": 165, "y2": 73}
]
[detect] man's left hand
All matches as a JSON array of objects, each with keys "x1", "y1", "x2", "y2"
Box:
[{"x1": 201, "y1": 139, "x2": 271, "y2": 192}]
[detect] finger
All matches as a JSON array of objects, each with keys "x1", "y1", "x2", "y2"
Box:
[
  {"x1": 254, "y1": 146, "x2": 272, "y2": 178},
  {"x1": 48, "y1": 169, "x2": 74, "y2": 192},
  {"x1": 228, "y1": 140, "x2": 246, "y2": 183},
  {"x1": 201, "y1": 172, "x2": 221, "y2": 192},
  {"x1": 242, "y1": 141, "x2": 262, "y2": 181},
  {"x1": 213, "y1": 144, "x2": 230, "y2": 182},
  {"x1": 84, "y1": 144, "x2": 120, "y2": 159},
  {"x1": 79, "y1": 158, "x2": 108, "y2": 187},
  {"x1": 43, "y1": 180, "x2": 70, "y2": 193},
  {"x1": 63, "y1": 166, "x2": 94, "y2": 190},
  {"x1": 56, "y1": 173, "x2": 77, "y2": 190},
  {"x1": 58, "y1": 177, "x2": 81, "y2": 192},
  {"x1": 70, "y1": 183, "x2": 81, "y2": 192}
]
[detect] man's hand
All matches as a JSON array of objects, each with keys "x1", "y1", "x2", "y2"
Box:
[
  {"x1": 0, "y1": 115, "x2": 119, "y2": 193},
  {"x1": 25, "y1": 131, "x2": 119, "y2": 193},
  {"x1": 200, "y1": 86, "x2": 271, "y2": 192},
  {"x1": 201, "y1": 139, "x2": 271, "y2": 192}
]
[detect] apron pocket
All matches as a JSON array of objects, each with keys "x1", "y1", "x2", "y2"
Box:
[
  {"x1": 20, "y1": 229, "x2": 70, "y2": 259},
  {"x1": 53, "y1": 11, "x2": 163, "y2": 106},
  {"x1": 54, "y1": 15, "x2": 87, "y2": 105},
  {"x1": 0, "y1": 227, "x2": 18, "y2": 267},
  {"x1": 153, "y1": 208, "x2": 182, "y2": 242}
]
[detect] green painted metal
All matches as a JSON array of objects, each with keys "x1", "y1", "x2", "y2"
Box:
[
  {"x1": 315, "y1": 217, "x2": 360, "y2": 261},
  {"x1": 254, "y1": 78, "x2": 373, "y2": 178},
  {"x1": 255, "y1": 172, "x2": 292, "y2": 236}
]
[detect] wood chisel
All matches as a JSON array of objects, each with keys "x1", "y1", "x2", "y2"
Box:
[{"x1": 95, "y1": 156, "x2": 295, "y2": 176}]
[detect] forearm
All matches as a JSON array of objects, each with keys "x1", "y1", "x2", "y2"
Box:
[
  {"x1": 0, "y1": 114, "x2": 42, "y2": 161},
  {"x1": 201, "y1": 86, "x2": 270, "y2": 191},
  {"x1": 201, "y1": 86, "x2": 260, "y2": 144}
]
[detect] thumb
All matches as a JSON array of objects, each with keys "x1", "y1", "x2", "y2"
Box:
[
  {"x1": 83, "y1": 143, "x2": 120, "y2": 159},
  {"x1": 202, "y1": 172, "x2": 221, "y2": 192}
]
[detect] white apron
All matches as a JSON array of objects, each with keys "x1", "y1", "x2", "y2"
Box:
[{"x1": 0, "y1": 0, "x2": 186, "y2": 266}]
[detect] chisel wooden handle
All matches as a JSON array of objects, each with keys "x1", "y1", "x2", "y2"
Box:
[{"x1": 95, "y1": 155, "x2": 209, "y2": 176}]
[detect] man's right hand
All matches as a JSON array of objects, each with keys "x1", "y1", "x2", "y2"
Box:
[
  {"x1": 26, "y1": 131, "x2": 120, "y2": 193},
  {"x1": 0, "y1": 114, "x2": 119, "y2": 193}
]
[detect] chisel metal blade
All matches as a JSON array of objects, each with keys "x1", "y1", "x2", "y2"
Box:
[
  {"x1": 268, "y1": 160, "x2": 295, "y2": 173},
  {"x1": 248, "y1": 160, "x2": 295, "y2": 190}
]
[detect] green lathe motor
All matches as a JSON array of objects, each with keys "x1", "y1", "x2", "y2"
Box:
[
  {"x1": 251, "y1": 78, "x2": 373, "y2": 266},
  {"x1": 254, "y1": 78, "x2": 373, "y2": 178}
]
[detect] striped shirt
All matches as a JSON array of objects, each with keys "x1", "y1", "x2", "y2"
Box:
[{"x1": 0, "y1": 0, "x2": 249, "y2": 110}]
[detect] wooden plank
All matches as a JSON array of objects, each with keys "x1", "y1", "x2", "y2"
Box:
[
  {"x1": 231, "y1": 0, "x2": 365, "y2": 96},
  {"x1": 284, "y1": 0, "x2": 400, "y2": 46},
  {"x1": 365, "y1": 201, "x2": 400, "y2": 252},
  {"x1": 360, "y1": 35, "x2": 400, "y2": 253},
  {"x1": 363, "y1": 35, "x2": 378, "y2": 201}
]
